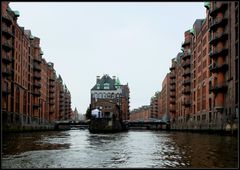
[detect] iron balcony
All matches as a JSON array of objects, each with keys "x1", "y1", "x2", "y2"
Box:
[
  {"x1": 209, "y1": 17, "x2": 228, "y2": 31},
  {"x1": 2, "y1": 68, "x2": 12, "y2": 77},
  {"x1": 33, "y1": 73, "x2": 41, "y2": 80},
  {"x1": 182, "y1": 79, "x2": 191, "y2": 86},
  {"x1": 33, "y1": 58, "x2": 42, "y2": 64},
  {"x1": 2, "y1": 25, "x2": 14, "y2": 38},
  {"x1": 209, "y1": 83, "x2": 228, "y2": 94},
  {"x1": 49, "y1": 109, "x2": 55, "y2": 114},
  {"x1": 182, "y1": 100, "x2": 191, "y2": 107},
  {"x1": 210, "y1": 63, "x2": 229, "y2": 73},
  {"x1": 2, "y1": 86, "x2": 10, "y2": 96},
  {"x1": 170, "y1": 93, "x2": 176, "y2": 98},
  {"x1": 170, "y1": 99, "x2": 176, "y2": 104},
  {"x1": 210, "y1": 2, "x2": 228, "y2": 18},
  {"x1": 32, "y1": 90, "x2": 41, "y2": 96},
  {"x1": 170, "y1": 65, "x2": 176, "y2": 71},
  {"x1": 170, "y1": 73, "x2": 176, "y2": 79},
  {"x1": 170, "y1": 80, "x2": 176, "y2": 85},
  {"x1": 2, "y1": 41, "x2": 13, "y2": 52},
  {"x1": 209, "y1": 48, "x2": 228, "y2": 60},
  {"x1": 49, "y1": 94, "x2": 54, "y2": 99},
  {"x1": 209, "y1": 32, "x2": 228, "y2": 46},
  {"x1": 182, "y1": 60, "x2": 191, "y2": 68},
  {"x1": 33, "y1": 104, "x2": 40, "y2": 108},
  {"x1": 2, "y1": 55, "x2": 12, "y2": 64},
  {"x1": 182, "y1": 69, "x2": 191, "y2": 77},
  {"x1": 182, "y1": 88, "x2": 191, "y2": 95},
  {"x1": 49, "y1": 77, "x2": 55, "y2": 82},
  {"x1": 33, "y1": 64, "x2": 41, "y2": 72},
  {"x1": 182, "y1": 51, "x2": 191, "y2": 60},
  {"x1": 2, "y1": 14, "x2": 13, "y2": 25},
  {"x1": 49, "y1": 88, "x2": 55, "y2": 93},
  {"x1": 181, "y1": 40, "x2": 191, "y2": 48},
  {"x1": 49, "y1": 83, "x2": 55, "y2": 87},
  {"x1": 170, "y1": 85, "x2": 176, "y2": 91},
  {"x1": 33, "y1": 82, "x2": 41, "y2": 88}
]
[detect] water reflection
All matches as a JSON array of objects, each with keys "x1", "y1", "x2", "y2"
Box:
[
  {"x1": 2, "y1": 131, "x2": 70, "y2": 156},
  {"x1": 2, "y1": 130, "x2": 238, "y2": 168}
]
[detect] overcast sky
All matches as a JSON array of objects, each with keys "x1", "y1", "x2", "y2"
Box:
[{"x1": 9, "y1": 2, "x2": 207, "y2": 114}]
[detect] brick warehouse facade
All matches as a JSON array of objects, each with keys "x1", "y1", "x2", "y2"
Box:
[
  {"x1": 130, "y1": 105, "x2": 151, "y2": 121},
  {"x1": 131, "y1": 2, "x2": 238, "y2": 132},
  {"x1": 1, "y1": 2, "x2": 73, "y2": 131},
  {"x1": 169, "y1": 2, "x2": 239, "y2": 131}
]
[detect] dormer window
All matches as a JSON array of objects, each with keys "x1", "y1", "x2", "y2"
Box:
[
  {"x1": 97, "y1": 83, "x2": 100, "y2": 89},
  {"x1": 104, "y1": 83, "x2": 110, "y2": 89}
]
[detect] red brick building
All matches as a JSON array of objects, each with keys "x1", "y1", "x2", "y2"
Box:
[
  {"x1": 208, "y1": 2, "x2": 239, "y2": 130},
  {"x1": 1, "y1": 2, "x2": 72, "y2": 131},
  {"x1": 160, "y1": 73, "x2": 170, "y2": 121},
  {"x1": 150, "y1": 92, "x2": 160, "y2": 119},
  {"x1": 169, "y1": 2, "x2": 239, "y2": 131},
  {"x1": 130, "y1": 105, "x2": 151, "y2": 121},
  {"x1": 90, "y1": 74, "x2": 130, "y2": 121},
  {"x1": 2, "y1": 2, "x2": 15, "y2": 122}
]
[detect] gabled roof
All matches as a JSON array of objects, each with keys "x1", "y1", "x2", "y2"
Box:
[{"x1": 91, "y1": 74, "x2": 117, "y2": 90}]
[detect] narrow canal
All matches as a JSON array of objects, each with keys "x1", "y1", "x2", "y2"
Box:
[{"x1": 2, "y1": 130, "x2": 238, "y2": 168}]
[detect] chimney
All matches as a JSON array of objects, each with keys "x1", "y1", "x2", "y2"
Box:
[
  {"x1": 96, "y1": 76, "x2": 100, "y2": 83},
  {"x1": 112, "y1": 76, "x2": 116, "y2": 84}
]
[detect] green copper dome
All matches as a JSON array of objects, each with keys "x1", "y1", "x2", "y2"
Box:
[
  {"x1": 204, "y1": 2, "x2": 210, "y2": 9},
  {"x1": 13, "y1": 11, "x2": 20, "y2": 17},
  {"x1": 115, "y1": 77, "x2": 121, "y2": 86},
  {"x1": 190, "y1": 28, "x2": 195, "y2": 35}
]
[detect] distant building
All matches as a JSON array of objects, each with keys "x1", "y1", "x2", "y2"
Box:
[
  {"x1": 90, "y1": 74, "x2": 130, "y2": 121},
  {"x1": 130, "y1": 105, "x2": 151, "y2": 121}
]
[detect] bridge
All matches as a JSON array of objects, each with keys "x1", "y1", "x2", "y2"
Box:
[
  {"x1": 54, "y1": 121, "x2": 89, "y2": 130},
  {"x1": 125, "y1": 119, "x2": 170, "y2": 130},
  {"x1": 54, "y1": 119, "x2": 170, "y2": 131}
]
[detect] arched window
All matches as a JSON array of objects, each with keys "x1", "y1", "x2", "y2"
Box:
[{"x1": 99, "y1": 93, "x2": 102, "y2": 99}]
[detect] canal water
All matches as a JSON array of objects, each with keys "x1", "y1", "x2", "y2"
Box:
[{"x1": 2, "y1": 130, "x2": 238, "y2": 168}]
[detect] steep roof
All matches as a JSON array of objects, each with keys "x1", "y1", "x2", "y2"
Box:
[{"x1": 91, "y1": 74, "x2": 117, "y2": 90}]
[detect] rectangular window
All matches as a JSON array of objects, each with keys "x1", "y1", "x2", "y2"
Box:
[
  {"x1": 203, "y1": 60, "x2": 207, "y2": 68},
  {"x1": 202, "y1": 48, "x2": 206, "y2": 57},
  {"x1": 202, "y1": 37, "x2": 206, "y2": 45},
  {"x1": 236, "y1": 43, "x2": 239, "y2": 58},
  {"x1": 236, "y1": 59, "x2": 239, "y2": 80},
  {"x1": 198, "y1": 75, "x2": 201, "y2": 84},
  {"x1": 197, "y1": 64, "x2": 200, "y2": 73},
  {"x1": 203, "y1": 71, "x2": 207, "y2": 80},
  {"x1": 235, "y1": 7, "x2": 239, "y2": 25},
  {"x1": 198, "y1": 45, "x2": 201, "y2": 53},
  {"x1": 236, "y1": 82, "x2": 239, "y2": 104},
  {"x1": 197, "y1": 115, "x2": 200, "y2": 121},
  {"x1": 202, "y1": 114, "x2": 206, "y2": 120},
  {"x1": 236, "y1": 27, "x2": 239, "y2": 41}
]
